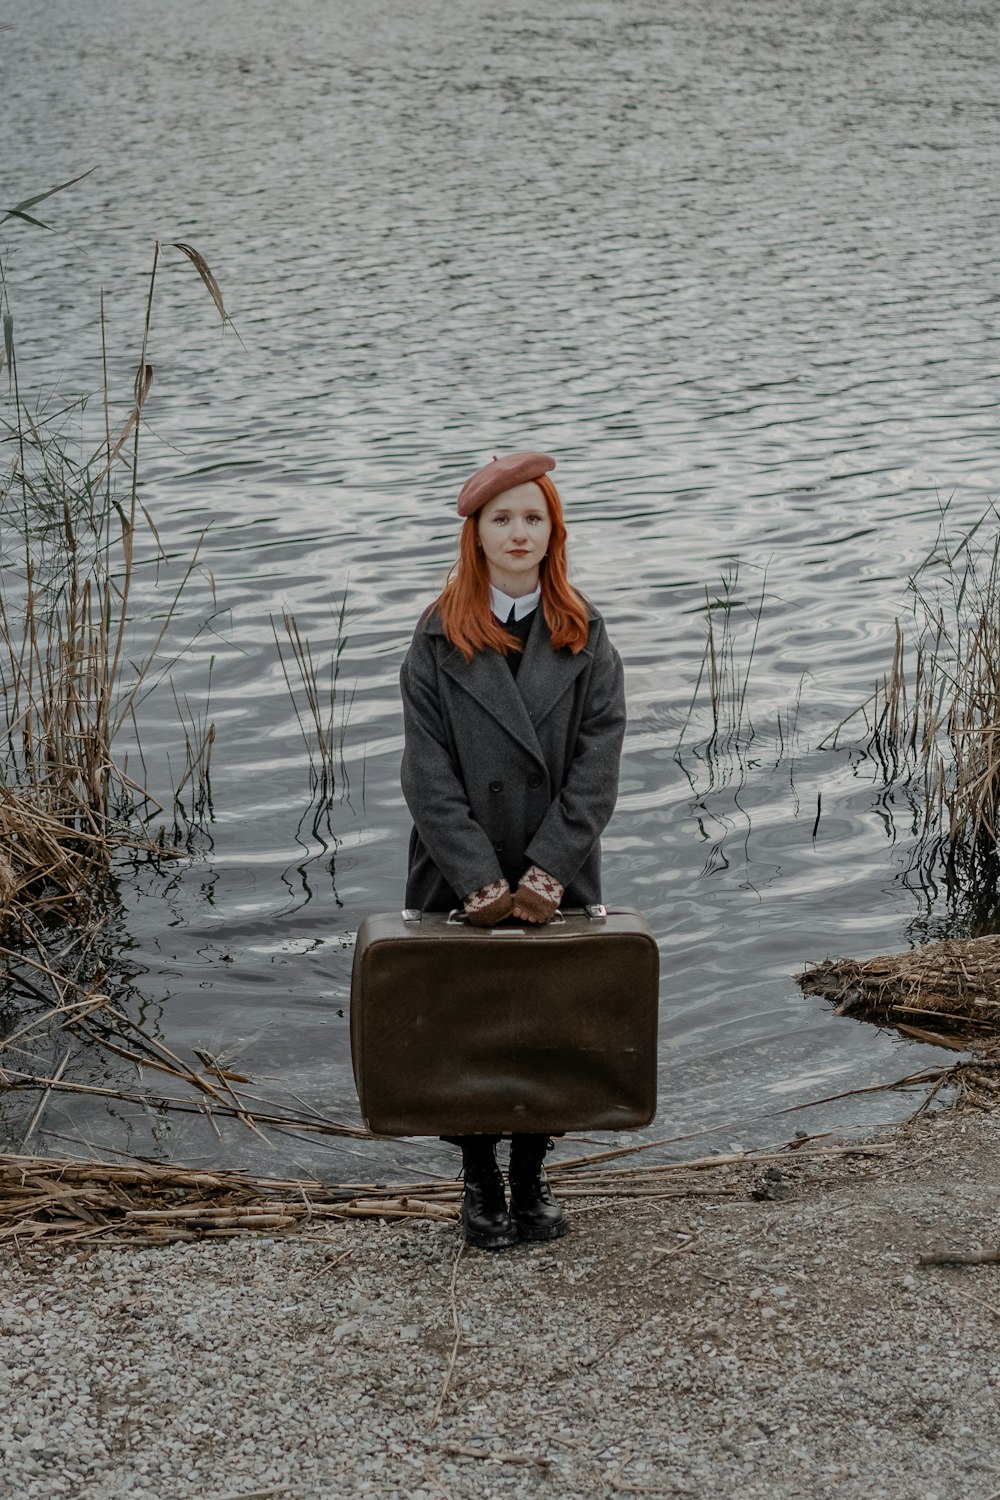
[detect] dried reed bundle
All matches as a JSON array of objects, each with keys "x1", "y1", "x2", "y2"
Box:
[
  {"x1": 0, "y1": 1153, "x2": 458, "y2": 1246},
  {"x1": 0, "y1": 1136, "x2": 884, "y2": 1246},
  {"x1": 799, "y1": 936, "x2": 1000, "y2": 1038},
  {"x1": 0, "y1": 787, "x2": 115, "y2": 929}
]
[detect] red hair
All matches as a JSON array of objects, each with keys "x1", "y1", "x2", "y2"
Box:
[{"x1": 436, "y1": 473, "x2": 590, "y2": 663}]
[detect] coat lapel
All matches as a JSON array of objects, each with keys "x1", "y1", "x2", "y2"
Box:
[
  {"x1": 437, "y1": 624, "x2": 546, "y2": 765},
  {"x1": 432, "y1": 603, "x2": 597, "y2": 761},
  {"x1": 515, "y1": 605, "x2": 594, "y2": 731}
]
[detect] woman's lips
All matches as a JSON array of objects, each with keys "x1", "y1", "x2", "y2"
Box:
[{"x1": 508, "y1": 549, "x2": 529, "y2": 556}]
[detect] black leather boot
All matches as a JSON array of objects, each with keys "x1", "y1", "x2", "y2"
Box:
[
  {"x1": 508, "y1": 1135, "x2": 568, "y2": 1242},
  {"x1": 459, "y1": 1138, "x2": 517, "y2": 1251}
]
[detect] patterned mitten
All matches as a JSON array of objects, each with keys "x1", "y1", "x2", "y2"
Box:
[
  {"x1": 512, "y1": 865, "x2": 564, "y2": 924},
  {"x1": 464, "y1": 879, "x2": 514, "y2": 927}
]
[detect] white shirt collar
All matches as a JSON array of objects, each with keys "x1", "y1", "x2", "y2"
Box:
[{"x1": 490, "y1": 584, "x2": 540, "y2": 622}]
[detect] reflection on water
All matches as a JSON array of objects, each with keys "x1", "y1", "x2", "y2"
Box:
[{"x1": 3, "y1": 0, "x2": 999, "y2": 1174}]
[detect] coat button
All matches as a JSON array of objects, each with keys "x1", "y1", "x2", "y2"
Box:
[
  {"x1": 527, "y1": 772, "x2": 543, "y2": 788},
  {"x1": 493, "y1": 840, "x2": 505, "y2": 853},
  {"x1": 489, "y1": 780, "x2": 503, "y2": 793}
]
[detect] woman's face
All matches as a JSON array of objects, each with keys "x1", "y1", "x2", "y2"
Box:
[{"x1": 477, "y1": 482, "x2": 553, "y2": 596}]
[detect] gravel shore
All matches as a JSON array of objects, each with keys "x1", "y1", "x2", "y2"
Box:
[{"x1": 3, "y1": 1113, "x2": 1000, "y2": 1500}]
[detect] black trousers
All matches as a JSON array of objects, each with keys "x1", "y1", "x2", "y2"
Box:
[{"x1": 442, "y1": 1134, "x2": 553, "y2": 1155}]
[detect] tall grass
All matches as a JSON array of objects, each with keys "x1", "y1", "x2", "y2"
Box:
[
  {"x1": 272, "y1": 590, "x2": 353, "y2": 802},
  {"x1": 677, "y1": 562, "x2": 768, "y2": 758},
  {"x1": 0, "y1": 190, "x2": 360, "y2": 1156},
  {"x1": 0, "y1": 222, "x2": 229, "y2": 945},
  {"x1": 829, "y1": 502, "x2": 1000, "y2": 900},
  {"x1": 0, "y1": 197, "x2": 244, "y2": 1155}
]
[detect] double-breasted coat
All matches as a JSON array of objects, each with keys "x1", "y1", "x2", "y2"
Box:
[{"x1": 400, "y1": 600, "x2": 626, "y2": 911}]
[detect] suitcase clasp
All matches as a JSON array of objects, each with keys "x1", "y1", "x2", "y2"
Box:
[
  {"x1": 401, "y1": 908, "x2": 423, "y2": 923},
  {"x1": 584, "y1": 904, "x2": 608, "y2": 922}
]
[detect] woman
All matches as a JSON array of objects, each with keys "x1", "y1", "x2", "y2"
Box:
[{"x1": 399, "y1": 452, "x2": 626, "y2": 1249}]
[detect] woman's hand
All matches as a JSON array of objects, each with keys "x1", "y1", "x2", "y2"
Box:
[
  {"x1": 511, "y1": 865, "x2": 564, "y2": 924},
  {"x1": 464, "y1": 879, "x2": 514, "y2": 927}
]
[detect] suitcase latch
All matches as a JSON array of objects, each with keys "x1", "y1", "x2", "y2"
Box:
[
  {"x1": 401, "y1": 908, "x2": 423, "y2": 923},
  {"x1": 584, "y1": 904, "x2": 607, "y2": 922}
]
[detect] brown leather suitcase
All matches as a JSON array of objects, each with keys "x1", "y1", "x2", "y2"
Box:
[{"x1": 350, "y1": 906, "x2": 660, "y2": 1136}]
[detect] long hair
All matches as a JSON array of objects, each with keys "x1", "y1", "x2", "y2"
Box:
[{"x1": 436, "y1": 473, "x2": 590, "y2": 663}]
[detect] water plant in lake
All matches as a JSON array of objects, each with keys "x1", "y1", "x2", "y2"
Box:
[
  {"x1": 0, "y1": 241, "x2": 221, "y2": 939},
  {"x1": 676, "y1": 560, "x2": 768, "y2": 765},
  {"x1": 826, "y1": 502, "x2": 1000, "y2": 919},
  {"x1": 0, "y1": 191, "x2": 371, "y2": 1159},
  {"x1": 0, "y1": 184, "x2": 245, "y2": 1148},
  {"x1": 272, "y1": 587, "x2": 353, "y2": 804},
  {"x1": 670, "y1": 559, "x2": 811, "y2": 880}
]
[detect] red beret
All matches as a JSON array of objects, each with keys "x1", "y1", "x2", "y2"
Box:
[{"x1": 456, "y1": 451, "x2": 556, "y2": 518}]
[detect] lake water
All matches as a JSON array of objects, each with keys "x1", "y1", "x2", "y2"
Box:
[{"x1": 3, "y1": 0, "x2": 999, "y2": 1179}]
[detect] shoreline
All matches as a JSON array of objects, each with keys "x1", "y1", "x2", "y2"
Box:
[{"x1": 4, "y1": 1109, "x2": 1000, "y2": 1498}]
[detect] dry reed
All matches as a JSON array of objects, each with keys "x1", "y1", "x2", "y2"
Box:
[
  {"x1": 0, "y1": 204, "x2": 357, "y2": 1164},
  {"x1": 799, "y1": 937, "x2": 1000, "y2": 1044},
  {"x1": 799, "y1": 936, "x2": 1000, "y2": 1111},
  {"x1": 272, "y1": 589, "x2": 352, "y2": 800},
  {"x1": 677, "y1": 561, "x2": 768, "y2": 757},
  {"x1": 825, "y1": 502, "x2": 1000, "y2": 888},
  {"x1": 1, "y1": 234, "x2": 228, "y2": 931},
  {"x1": 0, "y1": 1136, "x2": 894, "y2": 1248},
  {"x1": 1, "y1": 195, "x2": 239, "y2": 1148}
]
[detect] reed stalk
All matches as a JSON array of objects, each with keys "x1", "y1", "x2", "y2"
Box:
[
  {"x1": 3, "y1": 255, "x2": 166, "y2": 931},
  {"x1": 828, "y1": 502, "x2": 1000, "y2": 899},
  {"x1": 677, "y1": 561, "x2": 769, "y2": 759},
  {"x1": 1, "y1": 186, "x2": 239, "y2": 1154},
  {"x1": 1, "y1": 186, "x2": 363, "y2": 1168},
  {"x1": 272, "y1": 589, "x2": 353, "y2": 801},
  {"x1": 0, "y1": 198, "x2": 240, "y2": 918},
  {"x1": 0, "y1": 1133, "x2": 908, "y2": 1246}
]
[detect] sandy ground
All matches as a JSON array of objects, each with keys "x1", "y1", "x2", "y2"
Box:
[{"x1": 3, "y1": 1112, "x2": 1000, "y2": 1500}]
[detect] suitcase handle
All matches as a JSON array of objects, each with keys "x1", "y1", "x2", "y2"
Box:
[
  {"x1": 444, "y1": 907, "x2": 609, "y2": 925},
  {"x1": 445, "y1": 908, "x2": 569, "y2": 926},
  {"x1": 402, "y1": 906, "x2": 608, "y2": 926}
]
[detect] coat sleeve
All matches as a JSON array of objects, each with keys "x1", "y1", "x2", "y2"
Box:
[
  {"x1": 524, "y1": 624, "x2": 626, "y2": 891},
  {"x1": 399, "y1": 630, "x2": 506, "y2": 901}
]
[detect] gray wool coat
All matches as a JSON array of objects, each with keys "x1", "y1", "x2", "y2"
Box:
[{"x1": 400, "y1": 600, "x2": 626, "y2": 911}]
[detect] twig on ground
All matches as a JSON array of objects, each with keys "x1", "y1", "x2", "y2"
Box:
[
  {"x1": 428, "y1": 1240, "x2": 464, "y2": 1429},
  {"x1": 306, "y1": 1246, "x2": 354, "y2": 1280},
  {"x1": 694, "y1": 1267, "x2": 731, "y2": 1287},
  {"x1": 650, "y1": 1233, "x2": 702, "y2": 1267},
  {"x1": 213, "y1": 1488, "x2": 305, "y2": 1500},
  {"x1": 918, "y1": 1246, "x2": 1000, "y2": 1266},
  {"x1": 944, "y1": 1283, "x2": 1000, "y2": 1319},
  {"x1": 609, "y1": 1448, "x2": 635, "y2": 1491},
  {"x1": 422, "y1": 1473, "x2": 456, "y2": 1500},
  {"x1": 579, "y1": 1315, "x2": 658, "y2": 1371}
]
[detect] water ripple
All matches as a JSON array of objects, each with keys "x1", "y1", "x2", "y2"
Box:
[{"x1": 3, "y1": 0, "x2": 996, "y2": 1169}]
